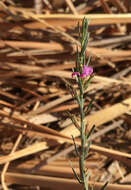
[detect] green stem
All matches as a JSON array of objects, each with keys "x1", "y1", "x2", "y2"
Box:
[{"x1": 79, "y1": 79, "x2": 88, "y2": 190}]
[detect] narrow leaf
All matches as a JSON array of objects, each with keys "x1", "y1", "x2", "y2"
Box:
[
  {"x1": 67, "y1": 112, "x2": 80, "y2": 131},
  {"x1": 84, "y1": 74, "x2": 94, "y2": 91},
  {"x1": 72, "y1": 135, "x2": 80, "y2": 157},
  {"x1": 85, "y1": 96, "x2": 94, "y2": 115},
  {"x1": 82, "y1": 17, "x2": 88, "y2": 43},
  {"x1": 86, "y1": 124, "x2": 95, "y2": 140},
  {"x1": 100, "y1": 181, "x2": 108, "y2": 190},
  {"x1": 84, "y1": 141, "x2": 91, "y2": 159},
  {"x1": 69, "y1": 161, "x2": 82, "y2": 184},
  {"x1": 86, "y1": 53, "x2": 91, "y2": 68},
  {"x1": 81, "y1": 36, "x2": 88, "y2": 56},
  {"x1": 78, "y1": 22, "x2": 81, "y2": 43},
  {"x1": 76, "y1": 46, "x2": 80, "y2": 71}
]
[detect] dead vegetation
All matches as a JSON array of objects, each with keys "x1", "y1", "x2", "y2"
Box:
[{"x1": 0, "y1": 0, "x2": 131, "y2": 189}]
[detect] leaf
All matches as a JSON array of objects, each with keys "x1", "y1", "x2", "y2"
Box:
[
  {"x1": 84, "y1": 141, "x2": 91, "y2": 159},
  {"x1": 78, "y1": 22, "x2": 81, "y2": 43},
  {"x1": 76, "y1": 46, "x2": 80, "y2": 71},
  {"x1": 85, "y1": 96, "x2": 94, "y2": 115},
  {"x1": 86, "y1": 53, "x2": 91, "y2": 68},
  {"x1": 81, "y1": 35, "x2": 89, "y2": 57},
  {"x1": 72, "y1": 135, "x2": 80, "y2": 157},
  {"x1": 86, "y1": 124, "x2": 95, "y2": 140},
  {"x1": 69, "y1": 161, "x2": 82, "y2": 184},
  {"x1": 67, "y1": 112, "x2": 80, "y2": 131},
  {"x1": 82, "y1": 18, "x2": 89, "y2": 44},
  {"x1": 62, "y1": 78, "x2": 76, "y2": 99},
  {"x1": 84, "y1": 74, "x2": 94, "y2": 91},
  {"x1": 100, "y1": 181, "x2": 108, "y2": 190}
]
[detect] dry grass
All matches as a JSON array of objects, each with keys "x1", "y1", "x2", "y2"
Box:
[{"x1": 0, "y1": 0, "x2": 131, "y2": 189}]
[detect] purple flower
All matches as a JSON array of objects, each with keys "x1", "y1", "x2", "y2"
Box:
[
  {"x1": 72, "y1": 65, "x2": 93, "y2": 78},
  {"x1": 72, "y1": 72, "x2": 80, "y2": 78},
  {"x1": 80, "y1": 65, "x2": 93, "y2": 78}
]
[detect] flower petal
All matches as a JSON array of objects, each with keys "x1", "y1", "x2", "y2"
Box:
[
  {"x1": 80, "y1": 73, "x2": 87, "y2": 78},
  {"x1": 80, "y1": 65, "x2": 93, "y2": 78},
  {"x1": 83, "y1": 64, "x2": 88, "y2": 73},
  {"x1": 85, "y1": 67, "x2": 93, "y2": 76},
  {"x1": 72, "y1": 72, "x2": 80, "y2": 77}
]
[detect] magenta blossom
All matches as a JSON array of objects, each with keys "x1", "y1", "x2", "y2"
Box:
[
  {"x1": 72, "y1": 72, "x2": 80, "y2": 77},
  {"x1": 72, "y1": 64, "x2": 93, "y2": 78},
  {"x1": 80, "y1": 65, "x2": 93, "y2": 77}
]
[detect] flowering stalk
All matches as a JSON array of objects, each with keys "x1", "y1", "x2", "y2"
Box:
[{"x1": 69, "y1": 18, "x2": 107, "y2": 190}]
